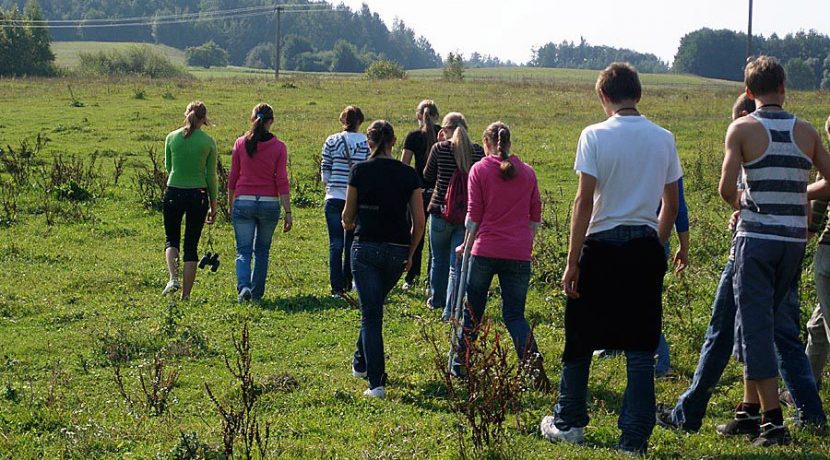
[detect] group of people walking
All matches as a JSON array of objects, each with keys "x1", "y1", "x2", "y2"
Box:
[{"x1": 158, "y1": 56, "x2": 830, "y2": 455}]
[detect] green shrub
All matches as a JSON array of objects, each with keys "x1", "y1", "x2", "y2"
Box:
[
  {"x1": 185, "y1": 41, "x2": 229, "y2": 69},
  {"x1": 78, "y1": 46, "x2": 186, "y2": 78},
  {"x1": 366, "y1": 59, "x2": 407, "y2": 80},
  {"x1": 443, "y1": 52, "x2": 465, "y2": 81}
]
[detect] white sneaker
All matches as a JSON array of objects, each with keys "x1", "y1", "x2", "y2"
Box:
[
  {"x1": 352, "y1": 366, "x2": 367, "y2": 379},
  {"x1": 363, "y1": 386, "x2": 386, "y2": 399},
  {"x1": 540, "y1": 415, "x2": 584, "y2": 444},
  {"x1": 238, "y1": 287, "x2": 252, "y2": 303},
  {"x1": 162, "y1": 280, "x2": 180, "y2": 296}
]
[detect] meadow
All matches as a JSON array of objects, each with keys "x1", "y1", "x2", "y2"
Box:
[{"x1": 1, "y1": 69, "x2": 830, "y2": 459}]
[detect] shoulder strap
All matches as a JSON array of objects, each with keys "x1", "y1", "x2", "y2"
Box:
[{"x1": 341, "y1": 133, "x2": 353, "y2": 168}]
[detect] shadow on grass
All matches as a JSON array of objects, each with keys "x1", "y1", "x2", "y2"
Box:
[{"x1": 257, "y1": 294, "x2": 354, "y2": 313}]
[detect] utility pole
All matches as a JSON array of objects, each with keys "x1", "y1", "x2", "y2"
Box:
[
  {"x1": 746, "y1": 0, "x2": 754, "y2": 61},
  {"x1": 274, "y1": 6, "x2": 283, "y2": 79}
]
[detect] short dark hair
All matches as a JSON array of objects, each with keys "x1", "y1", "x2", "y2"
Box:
[
  {"x1": 731, "y1": 93, "x2": 756, "y2": 120},
  {"x1": 745, "y1": 56, "x2": 786, "y2": 96},
  {"x1": 595, "y1": 62, "x2": 642, "y2": 103}
]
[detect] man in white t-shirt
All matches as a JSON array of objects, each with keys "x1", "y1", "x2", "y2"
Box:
[{"x1": 540, "y1": 62, "x2": 681, "y2": 455}]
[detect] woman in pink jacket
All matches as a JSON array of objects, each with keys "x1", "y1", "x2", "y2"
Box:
[
  {"x1": 452, "y1": 122, "x2": 549, "y2": 390},
  {"x1": 228, "y1": 103, "x2": 293, "y2": 303}
]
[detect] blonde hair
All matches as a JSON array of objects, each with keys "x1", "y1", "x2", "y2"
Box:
[
  {"x1": 417, "y1": 99, "x2": 439, "y2": 154},
  {"x1": 825, "y1": 115, "x2": 829, "y2": 136},
  {"x1": 183, "y1": 101, "x2": 208, "y2": 138},
  {"x1": 443, "y1": 112, "x2": 474, "y2": 174}
]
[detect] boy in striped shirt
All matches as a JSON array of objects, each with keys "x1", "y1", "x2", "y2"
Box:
[{"x1": 719, "y1": 56, "x2": 830, "y2": 446}]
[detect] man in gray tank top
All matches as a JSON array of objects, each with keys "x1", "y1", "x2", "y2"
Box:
[{"x1": 719, "y1": 56, "x2": 830, "y2": 446}]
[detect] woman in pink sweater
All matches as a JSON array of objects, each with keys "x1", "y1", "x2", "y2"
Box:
[
  {"x1": 452, "y1": 122, "x2": 550, "y2": 390},
  {"x1": 228, "y1": 103, "x2": 293, "y2": 303}
]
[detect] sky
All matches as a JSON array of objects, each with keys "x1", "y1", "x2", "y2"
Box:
[{"x1": 339, "y1": 0, "x2": 830, "y2": 64}]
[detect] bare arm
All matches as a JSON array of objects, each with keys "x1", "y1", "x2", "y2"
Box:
[
  {"x1": 719, "y1": 123, "x2": 743, "y2": 210},
  {"x1": 659, "y1": 181, "x2": 679, "y2": 245},
  {"x1": 562, "y1": 173, "x2": 596, "y2": 299},
  {"x1": 341, "y1": 185, "x2": 358, "y2": 231},
  {"x1": 401, "y1": 149, "x2": 415, "y2": 166},
  {"x1": 406, "y1": 189, "x2": 426, "y2": 272}
]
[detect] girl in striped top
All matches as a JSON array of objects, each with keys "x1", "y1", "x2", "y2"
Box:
[
  {"x1": 423, "y1": 112, "x2": 484, "y2": 320},
  {"x1": 321, "y1": 106, "x2": 370, "y2": 296}
]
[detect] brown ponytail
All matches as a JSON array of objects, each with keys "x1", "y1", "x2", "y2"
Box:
[
  {"x1": 442, "y1": 112, "x2": 474, "y2": 174},
  {"x1": 366, "y1": 120, "x2": 396, "y2": 158},
  {"x1": 245, "y1": 103, "x2": 274, "y2": 156},
  {"x1": 484, "y1": 121, "x2": 515, "y2": 179},
  {"x1": 183, "y1": 101, "x2": 208, "y2": 139},
  {"x1": 417, "y1": 99, "x2": 439, "y2": 155},
  {"x1": 340, "y1": 105, "x2": 365, "y2": 132}
]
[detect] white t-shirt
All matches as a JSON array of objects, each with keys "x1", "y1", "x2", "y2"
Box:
[{"x1": 574, "y1": 115, "x2": 683, "y2": 235}]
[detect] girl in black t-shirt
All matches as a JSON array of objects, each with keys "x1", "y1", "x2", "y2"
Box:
[
  {"x1": 342, "y1": 120, "x2": 425, "y2": 398},
  {"x1": 400, "y1": 99, "x2": 440, "y2": 289}
]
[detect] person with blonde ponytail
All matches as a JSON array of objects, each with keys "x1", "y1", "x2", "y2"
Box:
[
  {"x1": 228, "y1": 103, "x2": 293, "y2": 303},
  {"x1": 161, "y1": 101, "x2": 218, "y2": 300},
  {"x1": 451, "y1": 122, "x2": 550, "y2": 391},
  {"x1": 423, "y1": 112, "x2": 484, "y2": 320},
  {"x1": 400, "y1": 100, "x2": 440, "y2": 290}
]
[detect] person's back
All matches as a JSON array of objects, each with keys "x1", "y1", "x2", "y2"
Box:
[
  {"x1": 580, "y1": 115, "x2": 677, "y2": 234},
  {"x1": 468, "y1": 154, "x2": 540, "y2": 261},
  {"x1": 166, "y1": 127, "x2": 217, "y2": 192},
  {"x1": 733, "y1": 111, "x2": 813, "y2": 243},
  {"x1": 230, "y1": 135, "x2": 289, "y2": 197},
  {"x1": 352, "y1": 156, "x2": 420, "y2": 246}
]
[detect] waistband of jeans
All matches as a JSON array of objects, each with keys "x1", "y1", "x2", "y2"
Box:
[
  {"x1": 353, "y1": 239, "x2": 409, "y2": 249},
  {"x1": 236, "y1": 195, "x2": 279, "y2": 202},
  {"x1": 167, "y1": 186, "x2": 205, "y2": 193},
  {"x1": 588, "y1": 225, "x2": 657, "y2": 243}
]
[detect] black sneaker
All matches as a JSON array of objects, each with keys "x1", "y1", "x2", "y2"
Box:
[
  {"x1": 655, "y1": 403, "x2": 681, "y2": 430},
  {"x1": 716, "y1": 410, "x2": 761, "y2": 437},
  {"x1": 751, "y1": 422, "x2": 791, "y2": 447}
]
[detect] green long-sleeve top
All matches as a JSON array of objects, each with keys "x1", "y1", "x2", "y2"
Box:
[{"x1": 164, "y1": 127, "x2": 218, "y2": 200}]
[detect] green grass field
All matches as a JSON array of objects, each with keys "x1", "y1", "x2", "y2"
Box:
[{"x1": 1, "y1": 71, "x2": 829, "y2": 459}]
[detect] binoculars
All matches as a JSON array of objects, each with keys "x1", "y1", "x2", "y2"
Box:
[{"x1": 198, "y1": 252, "x2": 220, "y2": 272}]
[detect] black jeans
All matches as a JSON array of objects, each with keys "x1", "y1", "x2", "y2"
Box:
[
  {"x1": 406, "y1": 188, "x2": 432, "y2": 283},
  {"x1": 163, "y1": 187, "x2": 209, "y2": 262}
]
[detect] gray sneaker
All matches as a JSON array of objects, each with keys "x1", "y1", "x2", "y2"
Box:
[
  {"x1": 540, "y1": 415, "x2": 584, "y2": 444},
  {"x1": 162, "y1": 280, "x2": 180, "y2": 296},
  {"x1": 238, "y1": 287, "x2": 252, "y2": 303}
]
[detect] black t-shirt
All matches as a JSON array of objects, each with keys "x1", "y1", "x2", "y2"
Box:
[
  {"x1": 403, "y1": 124, "x2": 440, "y2": 188},
  {"x1": 349, "y1": 157, "x2": 422, "y2": 245}
]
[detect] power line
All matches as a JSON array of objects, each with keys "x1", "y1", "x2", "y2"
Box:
[{"x1": 0, "y1": 4, "x2": 332, "y2": 29}]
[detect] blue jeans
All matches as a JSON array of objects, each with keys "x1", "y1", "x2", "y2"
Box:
[
  {"x1": 670, "y1": 251, "x2": 826, "y2": 430},
  {"x1": 351, "y1": 241, "x2": 409, "y2": 389},
  {"x1": 232, "y1": 198, "x2": 281, "y2": 300},
  {"x1": 556, "y1": 225, "x2": 658, "y2": 453},
  {"x1": 325, "y1": 198, "x2": 354, "y2": 293},
  {"x1": 429, "y1": 214, "x2": 464, "y2": 311},
  {"x1": 454, "y1": 256, "x2": 540, "y2": 370}
]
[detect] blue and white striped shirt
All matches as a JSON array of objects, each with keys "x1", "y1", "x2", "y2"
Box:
[
  {"x1": 736, "y1": 111, "x2": 812, "y2": 243},
  {"x1": 320, "y1": 132, "x2": 370, "y2": 201}
]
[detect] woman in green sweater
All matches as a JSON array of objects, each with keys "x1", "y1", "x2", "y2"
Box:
[{"x1": 162, "y1": 101, "x2": 219, "y2": 300}]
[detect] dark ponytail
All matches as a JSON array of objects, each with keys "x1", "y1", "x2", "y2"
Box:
[
  {"x1": 417, "y1": 99, "x2": 439, "y2": 155},
  {"x1": 366, "y1": 120, "x2": 395, "y2": 158},
  {"x1": 484, "y1": 122, "x2": 515, "y2": 179},
  {"x1": 245, "y1": 103, "x2": 274, "y2": 156},
  {"x1": 340, "y1": 105, "x2": 365, "y2": 132},
  {"x1": 183, "y1": 101, "x2": 208, "y2": 138}
]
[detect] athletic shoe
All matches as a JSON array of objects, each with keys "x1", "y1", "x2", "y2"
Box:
[
  {"x1": 656, "y1": 368, "x2": 678, "y2": 380},
  {"x1": 779, "y1": 388, "x2": 794, "y2": 407},
  {"x1": 593, "y1": 349, "x2": 622, "y2": 359},
  {"x1": 363, "y1": 386, "x2": 386, "y2": 399},
  {"x1": 402, "y1": 278, "x2": 417, "y2": 291},
  {"x1": 352, "y1": 364, "x2": 367, "y2": 379},
  {"x1": 655, "y1": 403, "x2": 682, "y2": 430},
  {"x1": 539, "y1": 416, "x2": 584, "y2": 444},
  {"x1": 716, "y1": 409, "x2": 761, "y2": 437},
  {"x1": 752, "y1": 422, "x2": 791, "y2": 447},
  {"x1": 238, "y1": 287, "x2": 252, "y2": 303},
  {"x1": 162, "y1": 280, "x2": 180, "y2": 296}
]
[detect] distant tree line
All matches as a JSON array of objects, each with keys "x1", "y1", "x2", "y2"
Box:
[
  {"x1": 674, "y1": 28, "x2": 830, "y2": 89},
  {"x1": 0, "y1": 2, "x2": 54, "y2": 76},
  {"x1": 529, "y1": 37, "x2": 669, "y2": 74},
  {"x1": 0, "y1": 0, "x2": 442, "y2": 71}
]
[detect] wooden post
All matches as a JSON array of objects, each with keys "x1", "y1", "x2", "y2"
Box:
[{"x1": 274, "y1": 6, "x2": 283, "y2": 79}]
